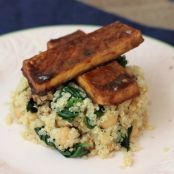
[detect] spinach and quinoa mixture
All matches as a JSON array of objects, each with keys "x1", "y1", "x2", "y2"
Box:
[{"x1": 7, "y1": 57, "x2": 148, "y2": 161}]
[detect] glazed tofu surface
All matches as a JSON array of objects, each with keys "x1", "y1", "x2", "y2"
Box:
[
  {"x1": 77, "y1": 61, "x2": 140, "y2": 105},
  {"x1": 22, "y1": 22, "x2": 143, "y2": 95},
  {"x1": 47, "y1": 30, "x2": 85, "y2": 49}
]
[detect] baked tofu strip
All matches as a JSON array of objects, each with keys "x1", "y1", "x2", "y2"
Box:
[
  {"x1": 48, "y1": 31, "x2": 139, "y2": 105},
  {"x1": 22, "y1": 21, "x2": 144, "y2": 95},
  {"x1": 23, "y1": 30, "x2": 86, "y2": 72},
  {"x1": 77, "y1": 61, "x2": 140, "y2": 105},
  {"x1": 47, "y1": 30, "x2": 85, "y2": 49}
]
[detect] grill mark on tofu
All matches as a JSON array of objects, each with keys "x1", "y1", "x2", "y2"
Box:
[
  {"x1": 77, "y1": 61, "x2": 140, "y2": 105},
  {"x1": 22, "y1": 21, "x2": 144, "y2": 95}
]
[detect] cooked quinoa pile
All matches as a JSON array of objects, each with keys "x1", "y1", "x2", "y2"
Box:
[{"x1": 7, "y1": 66, "x2": 148, "y2": 158}]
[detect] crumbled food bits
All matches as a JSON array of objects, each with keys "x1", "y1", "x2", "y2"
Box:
[
  {"x1": 145, "y1": 124, "x2": 154, "y2": 130},
  {"x1": 22, "y1": 130, "x2": 40, "y2": 144},
  {"x1": 130, "y1": 143, "x2": 141, "y2": 152},
  {"x1": 120, "y1": 151, "x2": 134, "y2": 168},
  {"x1": 5, "y1": 114, "x2": 14, "y2": 125}
]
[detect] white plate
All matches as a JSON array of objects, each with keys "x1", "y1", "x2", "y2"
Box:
[{"x1": 0, "y1": 25, "x2": 174, "y2": 174}]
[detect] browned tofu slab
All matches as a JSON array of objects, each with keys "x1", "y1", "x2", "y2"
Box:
[
  {"x1": 48, "y1": 30, "x2": 139, "y2": 105},
  {"x1": 47, "y1": 30, "x2": 85, "y2": 49},
  {"x1": 77, "y1": 61, "x2": 140, "y2": 105},
  {"x1": 22, "y1": 21, "x2": 144, "y2": 95},
  {"x1": 23, "y1": 30, "x2": 86, "y2": 71}
]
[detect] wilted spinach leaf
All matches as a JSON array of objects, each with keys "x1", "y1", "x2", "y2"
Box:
[
  {"x1": 35, "y1": 126, "x2": 56, "y2": 148},
  {"x1": 84, "y1": 117, "x2": 96, "y2": 129},
  {"x1": 95, "y1": 106, "x2": 105, "y2": 118},
  {"x1": 62, "y1": 85, "x2": 86, "y2": 99},
  {"x1": 60, "y1": 143, "x2": 90, "y2": 158},
  {"x1": 120, "y1": 126, "x2": 133, "y2": 151},
  {"x1": 26, "y1": 98, "x2": 38, "y2": 113},
  {"x1": 34, "y1": 126, "x2": 90, "y2": 158},
  {"x1": 57, "y1": 108, "x2": 78, "y2": 122},
  {"x1": 55, "y1": 85, "x2": 87, "y2": 122},
  {"x1": 116, "y1": 55, "x2": 128, "y2": 68}
]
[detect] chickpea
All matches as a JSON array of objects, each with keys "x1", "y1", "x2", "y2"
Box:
[
  {"x1": 57, "y1": 127, "x2": 70, "y2": 146},
  {"x1": 100, "y1": 114, "x2": 117, "y2": 129},
  {"x1": 55, "y1": 118, "x2": 71, "y2": 127},
  {"x1": 55, "y1": 127, "x2": 79, "y2": 148}
]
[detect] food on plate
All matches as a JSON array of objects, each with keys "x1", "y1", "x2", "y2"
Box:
[
  {"x1": 8, "y1": 22, "x2": 148, "y2": 162},
  {"x1": 22, "y1": 22, "x2": 143, "y2": 95},
  {"x1": 48, "y1": 31, "x2": 140, "y2": 105}
]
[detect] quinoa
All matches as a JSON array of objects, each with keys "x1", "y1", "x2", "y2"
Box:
[{"x1": 7, "y1": 65, "x2": 148, "y2": 161}]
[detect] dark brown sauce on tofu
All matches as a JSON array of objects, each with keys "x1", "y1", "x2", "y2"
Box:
[{"x1": 103, "y1": 73, "x2": 135, "y2": 91}]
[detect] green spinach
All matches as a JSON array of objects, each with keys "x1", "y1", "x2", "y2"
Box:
[
  {"x1": 26, "y1": 98, "x2": 38, "y2": 113},
  {"x1": 95, "y1": 106, "x2": 105, "y2": 118},
  {"x1": 35, "y1": 127, "x2": 56, "y2": 148},
  {"x1": 56, "y1": 85, "x2": 86, "y2": 121},
  {"x1": 84, "y1": 117, "x2": 96, "y2": 129},
  {"x1": 34, "y1": 126, "x2": 90, "y2": 158},
  {"x1": 116, "y1": 55, "x2": 128, "y2": 68},
  {"x1": 57, "y1": 109, "x2": 78, "y2": 122},
  {"x1": 119, "y1": 126, "x2": 133, "y2": 151},
  {"x1": 60, "y1": 143, "x2": 90, "y2": 158},
  {"x1": 62, "y1": 85, "x2": 85, "y2": 99}
]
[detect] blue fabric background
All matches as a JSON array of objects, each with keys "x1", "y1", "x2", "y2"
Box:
[{"x1": 0, "y1": 0, "x2": 173, "y2": 45}]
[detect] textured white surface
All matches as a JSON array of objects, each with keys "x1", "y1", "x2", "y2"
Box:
[{"x1": 0, "y1": 25, "x2": 174, "y2": 174}]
